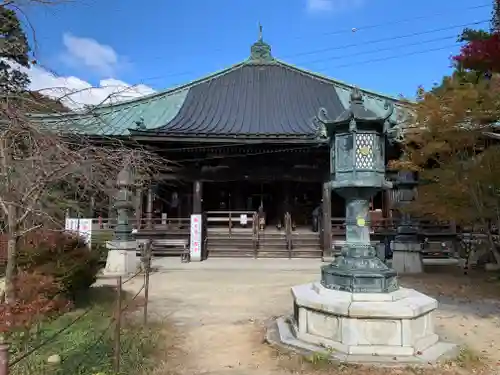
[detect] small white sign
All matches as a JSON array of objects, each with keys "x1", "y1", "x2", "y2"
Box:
[
  {"x1": 161, "y1": 213, "x2": 167, "y2": 225},
  {"x1": 65, "y1": 217, "x2": 92, "y2": 248},
  {"x1": 65, "y1": 218, "x2": 79, "y2": 233},
  {"x1": 240, "y1": 214, "x2": 248, "y2": 225},
  {"x1": 189, "y1": 214, "x2": 202, "y2": 262},
  {"x1": 78, "y1": 219, "x2": 92, "y2": 246}
]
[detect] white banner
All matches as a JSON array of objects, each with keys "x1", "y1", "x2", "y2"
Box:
[
  {"x1": 65, "y1": 217, "x2": 92, "y2": 248},
  {"x1": 189, "y1": 214, "x2": 202, "y2": 262}
]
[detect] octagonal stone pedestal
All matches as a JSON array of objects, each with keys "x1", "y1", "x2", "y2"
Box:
[{"x1": 267, "y1": 282, "x2": 457, "y2": 365}]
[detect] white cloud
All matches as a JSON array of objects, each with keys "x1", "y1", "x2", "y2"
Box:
[
  {"x1": 307, "y1": 0, "x2": 364, "y2": 13},
  {"x1": 4, "y1": 34, "x2": 155, "y2": 110},
  {"x1": 25, "y1": 63, "x2": 156, "y2": 109},
  {"x1": 60, "y1": 33, "x2": 126, "y2": 76}
]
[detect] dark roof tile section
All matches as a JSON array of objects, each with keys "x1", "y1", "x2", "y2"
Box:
[{"x1": 134, "y1": 62, "x2": 345, "y2": 138}]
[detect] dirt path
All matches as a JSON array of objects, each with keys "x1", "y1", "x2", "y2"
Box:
[{"x1": 120, "y1": 259, "x2": 500, "y2": 375}]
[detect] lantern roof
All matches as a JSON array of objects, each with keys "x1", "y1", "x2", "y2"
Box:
[{"x1": 315, "y1": 87, "x2": 395, "y2": 137}]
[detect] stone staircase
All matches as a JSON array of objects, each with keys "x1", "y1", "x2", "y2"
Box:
[
  {"x1": 206, "y1": 229, "x2": 257, "y2": 258},
  {"x1": 257, "y1": 230, "x2": 290, "y2": 258},
  {"x1": 205, "y1": 228, "x2": 322, "y2": 259},
  {"x1": 290, "y1": 231, "x2": 323, "y2": 258}
]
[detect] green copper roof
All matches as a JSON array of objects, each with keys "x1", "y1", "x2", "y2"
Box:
[
  {"x1": 31, "y1": 30, "x2": 412, "y2": 138},
  {"x1": 29, "y1": 87, "x2": 190, "y2": 136}
]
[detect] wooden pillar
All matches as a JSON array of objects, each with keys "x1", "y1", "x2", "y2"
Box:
[
  {"x1": 382, "y1": 189, "x2": 391, "y2": 219},
  {"x1": 322, "y1": 182, "x2": 332, "y2": 257},
  {"x1": 193, "y1": 181, "x2": 203, "y2": 214},
  {"x1": 146, "y1": 187, "x2": 153, "y2": 229}
]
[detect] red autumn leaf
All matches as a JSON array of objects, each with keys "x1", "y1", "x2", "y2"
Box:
[{"x1": 453, "y1": 32, "x2": 500, "y2": 73}]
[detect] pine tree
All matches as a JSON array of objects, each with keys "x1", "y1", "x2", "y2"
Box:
[{"x1": 0, "y1": 5, "x2": 31, "y2": 94}]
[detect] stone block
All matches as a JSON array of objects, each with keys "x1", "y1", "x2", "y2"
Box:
[
  {"x1": 269, "y1": 317, "x2": 458, "y2": 366},
  {"x1": 290, "y1": 282, "x2": 443, "y2": 358},
  {"x1": 342, "y1": 317, "x2": 401, "y2": 346},
  {"x1": 104, "y1": 240, "x2": 139, "y2": 275},
  {"x1": 392, "y1": 241, "x2": 424, "y2": 274},
  {"x1": 306, "y1": 309, "x2": 342, "y2": 341}
]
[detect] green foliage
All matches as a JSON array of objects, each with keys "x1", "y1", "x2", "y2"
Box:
[
  {"x1": 1, "y1": 231, "x2": 100, "y2": 300},
  {"x1": 392, "y1": 76, "x2": 500, "y2": 225},
  {"x1": 459, "y1": 28, "x2": 492, "y2": 42},
  {"x1": 0, "y1": 5, "x2": 30, "y2": 93},
  {"x1": 9, "y1": 286, "x2": 163, "y2": 375}
]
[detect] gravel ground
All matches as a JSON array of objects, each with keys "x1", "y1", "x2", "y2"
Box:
[{"x1": 111, "y1": 258, "x2": 500, "y2": 375}]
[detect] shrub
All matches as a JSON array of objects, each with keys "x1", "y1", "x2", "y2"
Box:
[
  {"x1": 0, "y1": 271, "x2": 70, "y2": 334},
  {"x1": 0, "y1": 230, "x2": 100, "y2": 300},
  {"x1": 91, "y1": 230, "x2": 114, "y2": 264}
]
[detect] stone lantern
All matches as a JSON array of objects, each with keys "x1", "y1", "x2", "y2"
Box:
[
  {"x1": 268, "y1": 89, "x2": 456, "y2": 364},
  {"x1": 114, "y1": 165, "x2": 134, "y2": 242},
  {"x1": 317, "y1": 88, "x2": 397, "y2": 293},
  {"x1": 104, "y1": 164, "x2": 140, "y2": 275}
]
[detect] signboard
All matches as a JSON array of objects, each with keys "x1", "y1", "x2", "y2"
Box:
[
  {"x1": 78, "y1": 219, "x2": 92, "y2": 246},
  {"x1": 65, "y1": 218, "x2": 79, "y2": 233},
  {"x1": 240, "y1": 214, "x2": 248, "y2": 226},
  {"x1": 189, "y1": 214, "x2": 202, "y2": 262},
  {"x1": 65, "y1": 217, "x2": 92, "y2": 248}
]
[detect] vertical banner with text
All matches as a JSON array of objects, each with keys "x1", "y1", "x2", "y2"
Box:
[{"x1": 189, "y1": 214, "x2": 202, "y2": 261}]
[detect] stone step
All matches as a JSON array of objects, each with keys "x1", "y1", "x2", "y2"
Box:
[
  {"x1": 292, "y1": 240, "x2": 321, "y2": 246},
  {"x1": 207, "y1": 237, "x2": 254, "y2": 244},
  {"x1": 209, "y1": 251, "x2": 256, "y2": 258}
]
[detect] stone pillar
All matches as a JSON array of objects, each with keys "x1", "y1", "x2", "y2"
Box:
[
  {"x1": 391, "y1": 171, "x2": 423, "y2": 274},
  {"x1": 104, "y1": 165, "x2": 139, "y2": 275},
  {"x1": 321, "y1": 182, "x2": 332, "y2": 258},
  {"x1": 134, "y1": 187, "x2": 143, "y2": 229}
]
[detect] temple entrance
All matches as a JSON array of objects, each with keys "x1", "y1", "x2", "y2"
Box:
[{"x1": 203, "y1": 180, "x2": 323, "y2": 230}]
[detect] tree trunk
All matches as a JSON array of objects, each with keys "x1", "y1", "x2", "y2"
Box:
[{"x1": 5, "y1": 203, "x2": 18, "y2": 304}]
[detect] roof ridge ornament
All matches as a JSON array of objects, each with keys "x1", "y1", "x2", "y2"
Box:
[
  {"x1": 350, "y1": 86, "x2": 363, "y2": 103},
  {"x1": 249, "y1": 23, "x2": 274, "y2": 63}
]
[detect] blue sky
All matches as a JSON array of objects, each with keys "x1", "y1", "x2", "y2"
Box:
[{"x1": 22, "y1": 0, "x2": 492, "y2": 103}]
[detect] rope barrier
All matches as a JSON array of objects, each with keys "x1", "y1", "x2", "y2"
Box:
[
  {"x1": 121, "y1": 269, "x2": 143, "y2": 285},
  {"x1": 1, "y1": 234, "x2": 152, "y2": 375},
  {"x1": 9, "y1": 304, "x2": 96, "y2": 367},
  {"x1": 120, "y1": 284, "x2": 145, "y2": 314},
  {"x1": 62, "y1": 316, "x2": 116, "y2": 370},
  {"x1": 7, "y1": 269, "x2": 148, "y2": 368}
]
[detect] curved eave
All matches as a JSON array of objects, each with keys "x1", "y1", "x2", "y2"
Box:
[{"x1": 129, "y1": 130, "x2": 328, "y2": 145}]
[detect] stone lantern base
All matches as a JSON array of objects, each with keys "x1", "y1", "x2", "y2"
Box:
[
  {"x1": 391, "y1": 241, "x2": 424, "y2": 274},
  {"x1": 104, "y1": 240, "x2": 139, "y2": 275},
  {"x1": 267, "y1": 282, "x2": 457, "y2": 365}
]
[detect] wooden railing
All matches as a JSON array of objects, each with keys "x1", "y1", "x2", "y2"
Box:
[
  {"x1": 93, "y1": 217, "x2": 191, "y2": 230},
  {"x1": 205, "y1": 210, "x2": 256, "y2": 236},
  {"x1": 330, "y1": 217, "x2": 457, "y2": 237},
  {"x1": 328, "y1": 217, "x2": 459, "y2": 260},
  {"x1": 90, "y1": 217, "x2": 191, "y2": 246}
]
